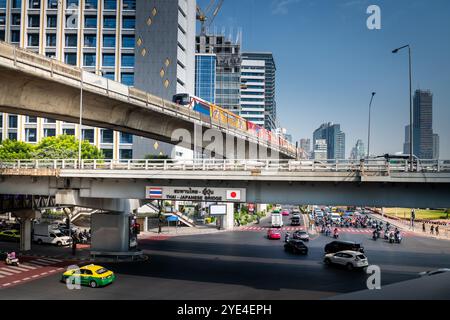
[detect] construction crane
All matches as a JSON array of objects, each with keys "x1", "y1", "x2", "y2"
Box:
[{"x1": 196, "y1": 0, "x2": 224, "y2": 35}]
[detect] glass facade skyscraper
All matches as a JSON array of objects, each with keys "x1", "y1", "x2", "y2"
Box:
[
  {"x1": 242, "y1": 52, "x2": 277, "y2": 131},
  {"x1": 412, "y1": 90, "x2": 435, "y2": 159},
  {"x1": 313, "y1": 122, "x2": 346, "y2": 160},
  {"x1": 195, "y1": 53, "x2": 216, "y2": 103}
]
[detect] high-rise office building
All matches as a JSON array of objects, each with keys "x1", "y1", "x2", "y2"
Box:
[
  {"x1": 313, "y1": 122, "x2": 346, "y2": 160},
  {"x1": 0, "y1": 0, "x2": 196, "y2": 160},
  {"x1": 413, "y1": 90, "x2": 434, "y2": 159},
  {"x1": 313, "y1": 139, "x2": 327, "y2": 161},
  {"x1": 240, "y1": 58, "x2": 265, "y2": 126},
  {"x1": 242, "y1": 52, "x2": 276, "y2": 130},
  {"x1": 403, "y1": 125, "x2": 411, "y2": 155},
  {"x1": 195, "y1": 53, "x2": 216, "y2": 103},
  {"x1": 350, "y1": 139, "x2": 365, "y2": 160},
  {"x1": 196, "y1": 33, "x2": 242, "y2": 114},
  {"x1": 432, "y1": 133, "x2": 440, "y2": 160}
]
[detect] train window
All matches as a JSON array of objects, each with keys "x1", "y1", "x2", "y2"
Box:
[{"x1": 173, "y1": 94, "x2": 190, "y2": 106}]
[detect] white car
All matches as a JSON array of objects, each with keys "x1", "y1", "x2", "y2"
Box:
[
  {"x1": 324, "y1": 250, "x2": 369, "y2": 270},
  {"x1": 330, "y1": 213, "x2": 341, "y2": 223}
]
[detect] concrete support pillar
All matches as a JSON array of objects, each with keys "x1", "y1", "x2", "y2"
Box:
[
  {"x1": 20, "y1": 218, "x2": 32, "y2": 251},
  {"x1": 90, "y1": 199, "x2": 140, "y2": 254},
  {"x1": 13, "y1": 210, "x2": 41, "y2": 252},
  {"x1": 221, "y1": 203, "x2": 235, "y2": 231}
]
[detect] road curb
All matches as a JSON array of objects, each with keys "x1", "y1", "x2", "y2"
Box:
[{"x1": 17, "y1": 252, "x2": 150, "y2": 264}]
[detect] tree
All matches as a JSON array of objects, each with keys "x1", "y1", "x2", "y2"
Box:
[
  {"x1": 31, "y1": 135, "x2": 104, "y2": 160},
  {"x1": 0, "y1": 139, "x2": 34, "y2": 160}
]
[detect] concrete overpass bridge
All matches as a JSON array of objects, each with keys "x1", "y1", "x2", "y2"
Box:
[
  {"x1": 1, "y1": 158, "x2": 450, "y2": 255},
  {"x1": 0, "y1": 41, "x2": 296, "y2": 159}
]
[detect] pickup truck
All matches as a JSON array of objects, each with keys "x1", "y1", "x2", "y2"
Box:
[{"x1": 33, "y1": 223, "x2": 72, "y2": 247}]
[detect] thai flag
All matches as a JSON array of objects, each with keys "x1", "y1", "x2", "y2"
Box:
[{"x1": 148, "y1": 188, "x2": 163, "y2": 199}]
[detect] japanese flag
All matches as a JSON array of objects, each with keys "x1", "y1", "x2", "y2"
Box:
[{"x1": 226, "y1": 190, "x2": 241, "y2": 201}]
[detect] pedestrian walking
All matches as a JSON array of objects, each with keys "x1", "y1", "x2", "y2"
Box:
[
  {"x1": 422, "y1": 222, "x2": 426, "y2": 233},
  {"x1": 430, "y1": 225, "x2": 435, "y2": 235},
  {"x1": 436, "y1": 226, "x2": 440, "y2": 236},
  {"x1": 71, "y1": 235, "x2": 77, "y2": 256}
]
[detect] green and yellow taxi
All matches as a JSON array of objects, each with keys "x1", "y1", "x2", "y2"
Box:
[
  {"x1": 61, "y1": 264, "x2": 116, "y2": 288},
  {"x1": 0, "y1": 230, "x2": 20, "y2": 242}
]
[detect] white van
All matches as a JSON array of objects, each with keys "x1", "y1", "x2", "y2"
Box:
[
  {"x1": 271, "y1": 213, "x2": 284, "y2": 228},
  {"x1": 33, "y1": 223, "x2": 72, "y2": 247}
]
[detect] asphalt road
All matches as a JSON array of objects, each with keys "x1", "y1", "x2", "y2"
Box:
[{"x1": 1, "y1": 214, "x2": 450, "y2": 300}]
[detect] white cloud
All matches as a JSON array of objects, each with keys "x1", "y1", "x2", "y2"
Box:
[{"x1": 272, "y1": 0, "x2": 301, "y2": 15}]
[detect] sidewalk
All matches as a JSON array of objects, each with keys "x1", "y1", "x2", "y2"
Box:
[
  {"x1": 141, "y1": 225, "x2": 228, "y2": 239},
  {"x1": 370, "y1": 210, "x2": 450, "y2": 241}
]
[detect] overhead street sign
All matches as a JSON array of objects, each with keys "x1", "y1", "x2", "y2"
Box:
[{"x1": 145, "y1": 187, "x2": 246, "y2": 203}]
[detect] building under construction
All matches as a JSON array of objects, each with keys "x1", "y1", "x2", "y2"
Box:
[{"x1": 196, "y1": 32, "x2": 242, "y2": 114}]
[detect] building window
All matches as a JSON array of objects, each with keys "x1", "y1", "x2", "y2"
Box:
[
  {"x1": 122, "y1": 17, "x2": 135, "y2": 29},
  {"x1": 83, "y1": 53, "x2": 96, "y2": 67},
  {"x1": 0, "y1": 14, "x2": 5, "y2": 26},
  {"x1": 28, "y1": 15, "x2": 40, "y2": 28},
  {"x1": 11, "y1": 14, "x2": 21, "y2": 26},
  {"x1": 102, "y1": 34, "x2": 115, "y2": 47},
  {"x1": 120, "y1": 132, "x2": 133, "y2": 144},
  {"x1": 84, "y1": 0, "x2": 97, "y2": 9},
  {"x1": 47, "y1": 0, "x2": 58, "y2": 9},
  {"x1": 121, "y1": 73, "x2": 134, "y2": 86},
  {"x1": 12, "y1": 0, "x2": 22, "y2": 9},
  {"x1": 44, "y1": 128, "x2": 56, "y2": 137},
  {"x1": 27, "y1": 33, "x2": 39, "y2": 46},
  {"x1": 64, "y1": 53, "x2": 77, "y2": 65},
  {"x1": 29, "y1": 0, "x2": 41, "y2": 9},
  {"x1": 63, "y1": 128, "x2": 75, "y2": 135},
  {"x1": 100, "y1": 129, "x2": 114, "y2": 144},
  {"x1": 84, "y1": 34, "x2": 96, "y2": 47},
  {"x1": 0, "y1": 0, "x2": 5, "y2": 8},
  {"x1": 65, "y1": 34, "x2": 77, "y2": 47},
  {"x1": 122, "y1": 35, "x2": 134, "y2": 48},
  {"x1": 8, "y1": 132, "x2": 18, "y2": 141},
  {"x1": 121, "y1": 54, "x2": 134, "y2": 67},
  {"x1": 120, "y1": 149, "x2": 132, "y2": 160},
  {"x1": 44, "y1": 118, "x2": 56, "y2": 123},
  {"x1": 102, "y1": 149, "x2": 113, "y2": 159},
  {"x1": 0, "y1": 30, "x2": 4, "y2": 41},
  {"x1": 102, "y1": 53, "x2": 115, "y2": 67},
  {"x1": 11, "y1": 30, "x2": 20, "y2": 43},
  {"x1": 0, "y1": 115, "x2": 2, "y2": 128},
  {"x1": 46, "y1": 33, "x2": 56, "y2": 47},
  {"x1": 84, "y1": 16, "x2": 97, "y2": 28},
  {"x1": 26, "y1": 116, "x2": 37, "y2": 123},
  {"x1": 103, "y1": 16, "x2": 116, "y2": 29},
  {"x1": 25, "y1": 128, "x2": 37, "y2": 142},
  {"x1": 103, "y1": 0, "x2": 116, "y2": 10},
  {"x1": 103, "y1": 72, "x2": 114, "y2": 80},
  {"x1": 66, "y1": 0, "x2": 78, "y2": 7},
  {"x1": 122, "y1": 0, "x2": 135, "y2": 10},
  {"x1": 47, "y1": 15, "x2": 57, "y2": 28},
  {"x1": 82, "y1": 129, "x2": 94, "y2": 143}
]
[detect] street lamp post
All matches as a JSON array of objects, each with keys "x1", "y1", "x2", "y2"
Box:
[
  {"x1": 367, "y1": 92, "x2": 376, "y2": 159},
  {"x1": 78, "y1": 70, "x2": 83, "y2": 168},
  {"x1": 392, "y1": 45, "x2": 413, "y2": 171}
]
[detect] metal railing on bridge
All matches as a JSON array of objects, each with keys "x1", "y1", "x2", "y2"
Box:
[{"x1": 1, "y1": 159, "x2": 449, "y2": 174}]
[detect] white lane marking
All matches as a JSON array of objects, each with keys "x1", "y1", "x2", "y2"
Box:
[
  {"x1": 3, "y1": 283, "x2": 11, "y2": 286},
  {"x1": 28, "y1": 261, "x2": 51, "y2": 266},
  {"x1": 23, "y1": 277, "x2": 31, "y2": 281},
  {"x1": 12, "y1": 280, "x2": 21, "y2": 284},
  {"x1": 1, "y1": 267, "x2": 22, "y2": 274},
  {"x1": 36, "y1": 258, "x2": 61, "y2": 264},
  {"x1": 0, "y1": 270, "x2": 14, "y2": 276},
  {"x1": 23, "y1": 263, "x2": 42, "y2": 268},
  {"x1": 4, "y1": 266, "x2": 30, "y2": 272},
  {"x1": 31, "y1": 275, "x2": 39, "y2": 278},
  {"x1": 19, "y1": 264, "x2": 37, "y2": 270},
  {"x1": 0, "y1": 274, "x2": 4, "y2": 278},
  {"x1": 37, "y1": 258, "x2": 62, "y2": 263}
]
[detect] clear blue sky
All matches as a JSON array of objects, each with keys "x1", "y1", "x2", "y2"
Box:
[{"x1": 199, "y1": 0, "x2": 450, "y2": 158}]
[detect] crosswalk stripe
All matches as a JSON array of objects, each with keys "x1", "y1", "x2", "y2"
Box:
[
  {"x1": 2, "y1": 266, "x2": 30, "y2": 272},
  {"x1": 1, "y1": 267, "x2": 22, "y2": 274},
  {"x1": 28, "y1": 261, "x2": 52, "y2": 266},
  {"x1": 0, "y1": 274, "x2": 4, "y2": 278},
  {"x1": 37, "y1": 258, "x2": 62, "y2": 263},
  {"x1": 35, "y1": 258, "x2": 59, "y2": 264},
  {"x1": 20, "y1": 264, "x2": 37, "y2": 270},
  {"x1": 24, "y1": 262, "x2": 46, "y2": 267},
  {"x1": 0, "y1": 270, "x2": 14, "y2": 276}
]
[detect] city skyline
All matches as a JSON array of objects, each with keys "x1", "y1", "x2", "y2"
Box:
[{"x1": 207, "y1": 0, "x2": 450, "y2": 158}]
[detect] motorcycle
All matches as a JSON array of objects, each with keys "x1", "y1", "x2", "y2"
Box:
[
  {"x1": 389, "y1": 232, "x2": 395, "y2": 244},
  {"x1": 333, "y1": 232, "x2": 339, "y2": 239},
  {"x1": 5, "y1": 256, "x2": 20, "y2": 267},
  {"x1": 372, "y1": 231, "x2": 379, "y2": 241},
  {"x1": 395, "y1": 233, "x2": 402, "y2": 244}
]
